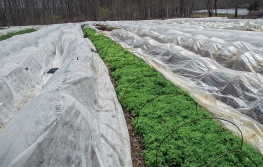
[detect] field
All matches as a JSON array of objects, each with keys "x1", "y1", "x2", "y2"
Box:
[{"x1": 0, "y1": 18, "x2": 263, "y2": 166}]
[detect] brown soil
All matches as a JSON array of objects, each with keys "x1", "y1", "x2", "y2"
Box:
[
  {"x1": 106, "y1": 63, "x2": 146, "y2": 167},
  {"x1": 124, "y1": 111, "x2": 146, "y2": 167},
  {"x1": 97, "y1": 27, "x2": 113, "y2": 31}
]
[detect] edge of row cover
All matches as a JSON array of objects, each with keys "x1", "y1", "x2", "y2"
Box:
[
  {"x1": 0, "y1": 24, "x2": 132, "y2": 167},
  {"x1": 92, "y1": 26, "x2": 263, "y2": 156}
]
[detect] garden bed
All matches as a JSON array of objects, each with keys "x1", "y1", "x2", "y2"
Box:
[
  {"x1": 0, "y1": 28, "x2": 36, "y2": 41},
  {"x1": 84, "y1": 27, "x2": 263, "y2": 166}
]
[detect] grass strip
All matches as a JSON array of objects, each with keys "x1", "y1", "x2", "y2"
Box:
[
  {"x1": 84, "y1": 28, "x2": 263, "y2": 167},
  {"x1": 0, "y1": 28, "x2": 37, "y2": 41}
]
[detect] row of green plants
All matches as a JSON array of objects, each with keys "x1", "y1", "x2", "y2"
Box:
[
  {"x1": 0, "y1": 28, "x2": 36, "y2": 41},
  {"x1": 83, "y1": 27, "x2": 263, "y2": 166}
]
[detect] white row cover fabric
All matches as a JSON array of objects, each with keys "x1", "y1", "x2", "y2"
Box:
[
  {"x1": 123, "y1": 23, "x2": 263, "y2": 74},
  {"x1": 110, "y1": 29, "x2": 263, "y2": 125},
  {"x1": 98, "y1": 29, "x2": 263, "y2": 156},
  {"x1": 0, "y1": 25, "x2": 43, "y2": 36},
  {"x1": 0, "y1": 24, "x2": 64, "y2": 59},
  {"x1": 0, "y1": 23, "x2": 132, "y2": 167},
  {"x1": 165, "y1": 17, "x2": 263, "y2": 31},
  {"x1": 104, "y1": 20, "x2": 263, "y2": 125},
  {"x1": 0, "y1": 24, "x2": 70, "y2": 129},
  {"x1": 85, "y1": 18, "x2": 263, "y2": 155}
]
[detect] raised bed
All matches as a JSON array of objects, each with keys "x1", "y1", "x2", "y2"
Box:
[{"x1": 84, "y1": 28, "x2": 263, "y2": 166}]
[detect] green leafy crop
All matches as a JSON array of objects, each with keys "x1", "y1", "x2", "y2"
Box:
[
  {"x1": 0, "y1": 28, "x2": 37, "y2": 41},
  {"x1": 84, "y1": 27, "x2": 263, "y2": 167}
]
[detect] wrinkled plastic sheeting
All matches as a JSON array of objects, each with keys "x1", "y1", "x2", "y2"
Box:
[
  {"x1": 155, "y1": 64, "x2": 263, "y2": 156},
  {"x1": 0, "y1": 24, "x2": 64, "y2": 59},
  {"x1": 128, "y1": 26, "x2": 263, "y2": 74},
  {"x1": 163, "y1": 18, "x2": 263, "y2": 31},
  {"x1": 0, "y1": 25, "x2": 43, "y2": 36},
  {"x1": 111, "y1": 29, "x2": 263, "y2": 124},
  {"x1": 196, "y1": 70, "x2": 263, "y2": 118},
  {"x1": 0, "y1": 24, "x2": 132, "y2": 167},
  {"x1": 0, "y1": 24, "x2": 71, "y2": 128},
  {"x1": 109, "y1": 28, "x2": 263, "y2": 155}
]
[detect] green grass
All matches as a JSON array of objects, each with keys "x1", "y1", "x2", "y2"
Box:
[
  {"x1": 84, "y1": 27, "x2": 263, "y2": 167},
  {"x1": 0, "y1": 28, "x2": 37, "y2": 41}
]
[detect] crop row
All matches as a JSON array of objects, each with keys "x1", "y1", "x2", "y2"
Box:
[
  {"x1": 0, "y1": 28, "x2": 36, "y2": 41},
  {"x1": 83, "y1": 28, "x2": 263, "y2": 166}
]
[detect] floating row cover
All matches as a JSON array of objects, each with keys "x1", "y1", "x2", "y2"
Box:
[
  {"x1": 0, "y1": 25, "x2": 43, "y2": 36},
  {"x1": 0, "y1": 24, "x2": 69, "y2": 128},
  {"x1": 108, "y1": 20, "x2": 263, "y2": 126},
  {"x1": 0, "y1": 24, "x2": 132, "y2": 166},
  {"x1": 130, "y1": 25, "x2": 263, "y2": 74},
  {"x1": 165, "y1": 17, "x2": 263, "y2": 31},
  {"x1": 90, "y1": 18, "x2": 263, "y2": 155},
  {"x1": 0, "y1": 24, "x2": 64, "y2": 59}
]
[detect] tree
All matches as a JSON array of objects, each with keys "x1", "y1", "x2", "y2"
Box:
[
  {"x1": 180, "y1": 0, "x2": 184, "y2": 17},
  {"x1": 205, "y1": 0, "x2": 212, "y2": 17},
  {"x1": 0, "y1": 0, "x2": 7, "y2": 26},
  {"x1": 0, "y1": 0, "x2": 251, "y2": 26},
  {"x1": 234, "y1": 0, "x2": 238, "y2": 18},
  {"x1": 247, "y1": 0, "x2": 260, "y2": 11},
  {"x1": 214, "y1": 0, "x2": 218, "y2": 16},
  {"x1": 189, "y1": 0, "x2": 195, "y2": 17}
]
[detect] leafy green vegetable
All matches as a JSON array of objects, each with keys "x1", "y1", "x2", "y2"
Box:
[
  {"x1": 84, "y1": 27, "x2": 263, "y2": 167},
  {"x1": 0, "y1": 28, "x2": 37, "y2": 41}
]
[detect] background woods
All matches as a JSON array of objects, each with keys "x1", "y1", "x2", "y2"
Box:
[{"x1": 0, "y1": 0, "x2": 260, "y2": 26}]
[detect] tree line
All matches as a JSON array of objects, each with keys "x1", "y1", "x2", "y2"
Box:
[{"x1": 0, "y1": 0, "x2": 259, "y2": 26}]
